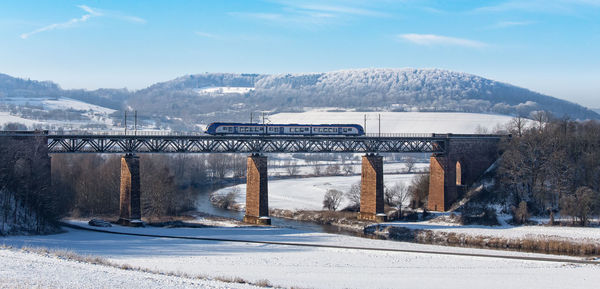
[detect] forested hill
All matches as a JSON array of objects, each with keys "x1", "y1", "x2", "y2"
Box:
[
  {"x1": 128, "y1": 69, "x2": 599, "y2": 121},
  {"x1": 1, "y1": 69, "x2": 598, "y2": 130}
]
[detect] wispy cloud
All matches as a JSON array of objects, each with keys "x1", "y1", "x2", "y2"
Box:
[
  {"x1": 474, "y1": 0, "x2": 600, "y2": 14},
  {"x1": 489, "y1": 21, "x2": 535, "y2": 29},
  {"x1": 20, "y1": 5, "x2": 145, "y2": 39},
  {"x1": 398, "y1": 33, "x2": 488, "y2": 48},
  {"x1": 195, "y1": 31, "x2": 217, "y2": 38},
  {"x1": 230, "y1": 0, "x2": 387, "y2": 27},
  {"x1": 292, "y1": 3, "x2": 388, "y2": 17}
]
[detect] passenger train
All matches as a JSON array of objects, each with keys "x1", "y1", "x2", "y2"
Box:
[{"x1": 205, "y1": 122, "x2": 365, "y2": 136}]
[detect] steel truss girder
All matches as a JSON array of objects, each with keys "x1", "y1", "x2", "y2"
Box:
[{"x1": 47, "y1": 135, "x2": 449, "y2": 154}]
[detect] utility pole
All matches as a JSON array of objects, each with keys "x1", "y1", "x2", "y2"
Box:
[
  {"x1": 262, "y1": 112, "x2": 266, "y2": 135},
  {"x1": 250, "y1": 112, "x2": 253, "y2": 124},
  {"x1": 134, "y1": 110, "x2": 138, "y2": 136},
  {"x1": 378, "y1": 113, "x2": 381, "y2": 137},
  {"x1": 364, "y1": 114, "x2": 367, "y2": 134},
  {"x1": 124, "y1": 111, "x2": 127, "y2": 135}
]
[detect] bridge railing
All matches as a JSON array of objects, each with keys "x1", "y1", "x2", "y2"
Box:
[
  {"x1": 364, "y1": 133, "x2": 434, "y2": 138},
  {"x1": 47, "y1": 130, "x2": 207, "y2": 136},
  {"x1": 47, "y1": 130, "x2": 440, "y2": 138}
]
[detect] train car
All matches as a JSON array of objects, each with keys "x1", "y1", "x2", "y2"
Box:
[{"x1": 205, "y1": 122, "x2": 365, "y2": 136}]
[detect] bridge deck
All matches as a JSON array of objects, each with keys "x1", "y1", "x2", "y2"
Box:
[
  {"x1": 43, "y1": 133, "x2": 506, "y2": 154},
  {"x1": 1, "y1": 131, "x2": 508, "y2": 154}
]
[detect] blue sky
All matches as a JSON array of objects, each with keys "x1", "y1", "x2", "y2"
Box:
[{"x1": 1, "y1": 0, "x2": 599, "y2": 107}]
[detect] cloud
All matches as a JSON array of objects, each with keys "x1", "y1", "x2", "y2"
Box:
[
  {"x1": 292, "y1": 3, "x2": 388, "y2": 17},
  {"x1": 398, "y1": 33, "x2": 488, "y2": 48},
  {"x1": 489, "y1": 21, "x2": 535, "y2": 29},
  {"x1": 230, "y1": 0, "x2": 387, "y2": 27},
  {"x1": 474, "y1": 0, "x2": 600, "y2": 14},
  {"x1": 20, "y1": 5, "x2": 145, "y2": 39},
  {"x1": 229, "y1": 11, "x2": 335, "y2": 27},
  {"x1": 195, "y1": 31, "x2": 216, "y2": 38}
]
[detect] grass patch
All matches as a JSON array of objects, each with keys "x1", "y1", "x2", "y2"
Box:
[{"x1": 369, "y1": 226, "x2": 600, "y2": 257}]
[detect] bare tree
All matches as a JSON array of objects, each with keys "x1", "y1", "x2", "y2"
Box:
[
  {"x1": 511, "y1": 201, "x2": 530, "y2": 225},
  {"x1": 560, "y1": 186, "x2": 594, "y2": 226},
  {"x1": 230, "y1": 154, "x2": 247, "y2": 178},
  {"x1": 310, "y1": 160, "x2": 322, "y2": 176},
  {"x1": 404, "y1": 156, "x2": 416, "y2": 173},
  {"x1": 530, "y1": 110, "x2": 551, "y2": 132},
  {"x1": 325, "y1": 164, "x2": 341, "y2": 175},
  {"x1": 507, "y1": 116, "x2": 527, "y2": 137},
  {"x1": 384, "y1": 182, "x2": 409, "y2": 208},
  {"x1": 323, "y1": 189, "x2": 343, "y2": 211},
  {"x1": 345, "y1": 182, "x2": 361, "y2": 210},
  {"x1": 474, "y1": 124, "x2": 489, "y2": 134},
  {"x1": 409, "y1": 173, "x2": 429, "y2": 209},
  {"x1": 207, "y1": 154, "x2": 229, "y2": 179},
  {"x1": 342, "y1": 164, "x2": 354, "y2": 175},
  {"x1": 284, "y1": 160, "x2": 300, "y2": 176}
]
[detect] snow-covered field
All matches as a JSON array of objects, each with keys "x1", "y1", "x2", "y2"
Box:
[
  {"x1": 0, "y1": 111, "x2": 42, "y2": 127},
  {"x1": 214, "y1": 173, "x2": 418, "y2": 211},
  {"x1": 0, "y1": 97, "x2": 116, "y2": 129},
  {"x1": 2, "y1": 222, "x2": 599, "y2": 289},
  {"x1": 269, "y1": 110, "x2": 515, "y2": 134},
  {"x1": 0, "y1": 247, "x2": 260, "y2": 289},
  {"x1": 383, "y1": 217, "x2": 600, "y2": 242},
  {"x1": 266, "y1": 158, "x2": 429, "y2": 177},
  {"x1": 1, "y1": 97, "x2": 115, "y2": 115}
]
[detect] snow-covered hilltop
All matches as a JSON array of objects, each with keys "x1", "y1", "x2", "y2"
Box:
[
  {"x1": 1, "y1": 69, "x2": 598, "y2": 130},
  {"x1": 129, "y1": 68, "x2": 598, "y2": 124}
]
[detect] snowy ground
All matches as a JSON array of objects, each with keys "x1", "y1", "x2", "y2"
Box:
[
  {"x1": 0, "y1": 96, "x2": 116, "y2": 130},
  {"x1": 267, "y1": 160, "x2": 429, "y2": 177},
  {"x1": 214, "y1": 173, "x2": 418, "y2": 211},
  {"x1": 2, "y1": 221, "x2": 599, "y2": 289},
  {"x1": 0, "y1": 111, "x2": 42, "y2": 127},
  {"x1": 0, "y1": 248, "x2": 261, "y2": 289},
  {"x1": 383, "y1": 216, "x2": 600, "y2": 243},
  {"x1": 269, "y1": 110, "x2": 516, "y2": 134}
]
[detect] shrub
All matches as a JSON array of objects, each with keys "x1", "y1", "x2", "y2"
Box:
[
  {"x1": 511, "y1": 201, "x2": 529, "y2": 224},
  {"x1": 323, "y1": 189, "x2": 343, "y2": 211}
]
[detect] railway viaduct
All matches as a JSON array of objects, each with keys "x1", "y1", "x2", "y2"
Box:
[{"x1": 0, "y1": 131, "x2": 507, "y2": 225}]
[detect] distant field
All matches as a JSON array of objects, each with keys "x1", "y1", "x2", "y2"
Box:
[{"x1": 269, "y1": 110, "x2": 515, "y2": 134}]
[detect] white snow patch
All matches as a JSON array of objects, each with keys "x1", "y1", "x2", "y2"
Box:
[
  {"x1": 215, "y1": 174, "x2": 420, "y2": 211},
  {"x1": 196, "y1": 87, "x2": 254, "y2": 95},
  {"x1": 269, "y1": 111, "x2": 514, "y2": 134}
]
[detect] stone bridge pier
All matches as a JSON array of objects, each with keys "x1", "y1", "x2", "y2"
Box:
[
  {"x1": 243, "y1": 154, "x2": 271, "y2": 225},
  {"x1": 242, "y1": 153, "x2": 388, "y2": 225},
  {"x1": 117, "y1": 154, "x2": 142, "y2": 226},
  {"x1": 428, "y1": 136, "x2": 502, "y2": 211},
  {"x1": 358, "y1": 154, "x2": 386, "y2": 222}
]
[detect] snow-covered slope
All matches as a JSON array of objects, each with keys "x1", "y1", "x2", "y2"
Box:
[
  {"x1": 0, "y1": 97, "x2": 116, "y2": 130},
  {"x1": 269, "y1": 110, "x2": 515, "y2": 134}
]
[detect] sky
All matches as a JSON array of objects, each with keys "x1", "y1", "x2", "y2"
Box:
[{"x1": 0, "y1": 0, "x2": 599, "y2": 108}]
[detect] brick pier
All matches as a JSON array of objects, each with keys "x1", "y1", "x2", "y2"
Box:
[
  {"x1": 358, "y1": 154, "x2": 386, "y2": 222},
  {"x1": 243, "y1": 154, "x2": 271, "y2": 225},
  {"x1": 428, "y1": 138, "x2": 501, "y2": 211},
  {"x1": 117, "y1": 154, "x2": 142, "y2": 226}
]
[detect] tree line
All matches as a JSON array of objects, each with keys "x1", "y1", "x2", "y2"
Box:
[
  {"x1": 51, "y1": 153, "x2": 249, "y2": 219},
  {"x1": 497, "y1": 113, "x2": 600, "y2": 225}
]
